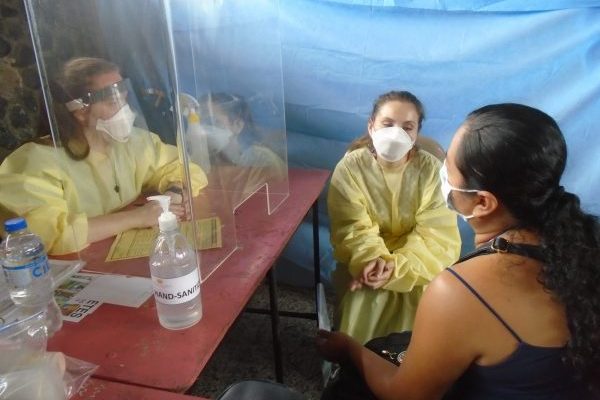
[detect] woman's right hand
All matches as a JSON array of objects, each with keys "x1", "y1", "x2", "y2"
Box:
[
  {"x1": 316, "y1": 329, "x2": 354, "y2": 363},
  {"x1": 349, "y1": 258, "x2": 393, "y2": 291},
  {"x1": 362, "y1": 258, "x2": 393, "y2": 289},
  {"x1": 87, "y1": 201, "x2": 163, "y2": 244},
  {"x1": 130, "y1": 200, "x2": 164, "y2": 228}
]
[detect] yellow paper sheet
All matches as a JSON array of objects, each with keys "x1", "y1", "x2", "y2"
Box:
[{"x1": 106, "y1": 217, "x2": 222, "y2": 262}]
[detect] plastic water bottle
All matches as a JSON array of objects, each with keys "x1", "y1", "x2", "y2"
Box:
[
  {"x1": 148, "y1": 195, "x2": 202, "y2": 330},
  {"x1": 1, "y1": 217, "x2": 62, "y2": 334}
]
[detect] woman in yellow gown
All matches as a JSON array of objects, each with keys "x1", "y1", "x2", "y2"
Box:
[
  {"x1": 328, "y1": 90, "x2": 461, "y2": 344},
  {"x1": 0, "y1": 57, "x2": 206, "y2": 255}
]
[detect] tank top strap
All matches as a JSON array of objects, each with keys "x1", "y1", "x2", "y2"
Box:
[{"x1": 446, "y1": 268, "x2": 523, "y2": 343}]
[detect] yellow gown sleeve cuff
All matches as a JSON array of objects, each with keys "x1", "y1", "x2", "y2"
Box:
[{"x1": 47, "y1": 213, "x2": 89, "y2": 255}]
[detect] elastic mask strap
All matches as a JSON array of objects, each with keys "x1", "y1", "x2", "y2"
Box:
[{"x1": 452, "y1": 186, "x2": 479, "y2": 194}]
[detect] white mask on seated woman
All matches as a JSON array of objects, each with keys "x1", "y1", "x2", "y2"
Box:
[
  {"x1": 96, "y1": 104, "x2": 136, "y2": 142},
  {"x1": 439, "y1": 162, "x2": 479, "y2": 221},
  {"x1": 371, "y1": 126, "x2": 414, "y2": 162}
]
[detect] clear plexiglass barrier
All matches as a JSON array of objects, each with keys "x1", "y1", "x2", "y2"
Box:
[
  {"x1": 168, "y1": 0, "x2": 289, "y2": 215},
  {"x1": 18, "y1": 0, "x2": 288, "y2": 281}
]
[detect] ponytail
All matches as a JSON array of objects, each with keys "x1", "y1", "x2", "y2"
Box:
[
  {"x1": 457, "y1": 103, "x2": 600, "y2": 392},
  {"x1": 538, "y1": 188, "x2": 600, "y2": 390},
  {"x1": 47, "y1": 79, "x2": 89, "y2": 160}
]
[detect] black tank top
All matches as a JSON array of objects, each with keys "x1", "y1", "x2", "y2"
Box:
[{"x1": 443, "y1": 238, "x2": 589, "y2": 399}]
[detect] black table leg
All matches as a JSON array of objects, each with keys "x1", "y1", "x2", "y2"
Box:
[
  {"x1": 312, "y1": 199, "x2": 321, "y2": 325},
  {"x1": 267, "y1": 268, "x2": 284, "y2": 383}
]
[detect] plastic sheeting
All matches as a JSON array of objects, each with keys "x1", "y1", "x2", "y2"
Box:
[
  {"x1": 278, "y1": 1, "x2": 600, "y2": 285},
  {"x1": 20, "y1": 0, "x2": 289, "y2": 280},
  {"x1": 48, "y1": 0, "x2": 599, "y2": 285},
  {"x1": 317, "y1": 0, "x2": 600, "y2": 12}
]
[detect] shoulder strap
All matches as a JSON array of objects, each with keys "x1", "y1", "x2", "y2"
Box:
[
  {"x1": 446, "y1": 268, "x2": 523, "y2": 342},
  {"x1": 457, "y1": 236, "x2": 545, "y2": 264}
]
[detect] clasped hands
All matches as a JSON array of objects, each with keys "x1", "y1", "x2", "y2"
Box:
[{"x1": 349, "y1": 257, "x2": 394, "y2": 291}]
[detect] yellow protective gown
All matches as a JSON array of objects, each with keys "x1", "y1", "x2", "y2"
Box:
[
  {"x1": 212, "y1": 144, "x2": 287, "y2": 208},
  {"x1": 328, "y1": 147, "x2": 461, "y2": 344},
  {"x1": 0, "y1": 128, "x2": 207, "y2": 255},
  {"x1": 235, "y1": 144, "x2": 287, "y2": 202}
]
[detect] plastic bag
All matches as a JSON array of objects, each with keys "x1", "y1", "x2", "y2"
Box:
[{"x1": 0, "y1": 309, "x2": 97, "y2": 399}]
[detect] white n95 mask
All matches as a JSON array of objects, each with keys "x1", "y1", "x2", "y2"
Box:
[
  {"x1": 96, "y1": 104, "x2": 136, "y2": 143},
  {"x1": 204, "y1": 125, "x2": 233, "y2": 152},
  {"x1": 203, "y1": 125, "x2": 242, "y2": 164},
  {"x1": 371, "y1": 126, "x2": 414, "y2": 162},
  {"x1": 439, "y1": 162, "x2": 478, "y2": 221}
]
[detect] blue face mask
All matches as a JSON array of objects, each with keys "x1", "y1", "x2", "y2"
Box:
[{"x1": 439, "y1": 162, "x2": 479, "y2": 221}]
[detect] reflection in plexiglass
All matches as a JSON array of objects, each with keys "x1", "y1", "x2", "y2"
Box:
[
  {"x1": 168, "y1": 0, "x2": 289, "y2": 216},
  {"x1": 13, "y1": 0, "x2": 288, "y2": 282}
]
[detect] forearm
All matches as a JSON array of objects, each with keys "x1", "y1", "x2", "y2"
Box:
[
  {"x1": 333, "y1": 234, "x2": 391, "y2": 278},
  {"x1": 87, "y1": 210, "x2": 142, "y2": 243},
  {"x1": 348, "y1": 340, "x2": 398, "y2": 400},
  {"x1": 383, "y1": 224, "x2": 461, "y2": 292}
]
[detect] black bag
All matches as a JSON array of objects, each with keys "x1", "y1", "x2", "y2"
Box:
[{"x1": 321, "y1": 331, "x2": 412, "y2": 400}]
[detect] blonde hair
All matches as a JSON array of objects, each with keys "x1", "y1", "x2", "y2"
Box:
[{"x1": 50, "y1": 57, "x2": 120, "y2": 160}]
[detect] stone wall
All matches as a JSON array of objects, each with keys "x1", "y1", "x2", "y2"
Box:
[
  {"x1": 0, "y1": 0, "x2": 40, "y2": 160},
  {"x1": 0, "y1": 0, "x2": 102, "y2": 161}
]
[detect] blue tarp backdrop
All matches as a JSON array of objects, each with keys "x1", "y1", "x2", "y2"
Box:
[
  {"x1": 99, "y1": 0, "x2": 600, "y2": 285},
  {"x1": 278, "y1": 0, "x2": 600, "y2": 285}
]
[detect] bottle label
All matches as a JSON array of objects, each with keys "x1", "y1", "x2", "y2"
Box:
[
  {"x1": 151, "y1": 268, "x2": 201, "y2": 305},
  {"x1": 2, "y1": 254, "x2": 50, "y2": 287}
]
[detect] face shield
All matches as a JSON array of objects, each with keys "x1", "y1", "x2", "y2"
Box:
[
  {"x1": 65, "y1": 78, "x2": 132, "y2": 113},
  {"x1": 199, "y1": 94, "x2": 242, "y2": 131}
]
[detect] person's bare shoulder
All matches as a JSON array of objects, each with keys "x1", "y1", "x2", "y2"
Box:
[{"x1": 418, "y1": 258, "x2": 489, "y2": 340}]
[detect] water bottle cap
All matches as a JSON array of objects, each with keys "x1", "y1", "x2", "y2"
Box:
[{"x1": 4, "y1": 217, "x2": 27, "y2": 232}]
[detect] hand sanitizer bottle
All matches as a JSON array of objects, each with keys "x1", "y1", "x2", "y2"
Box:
[{"x1": 147, "y1": 195, "x2": 202, "y2": 330}]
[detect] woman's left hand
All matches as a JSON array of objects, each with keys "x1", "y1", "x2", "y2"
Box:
[
  {"x1": 361, "y1": 258, "x2": 393, "y2": 289},
  {"x1": 165, "y1": 186, "x2": 190, "y2": 219},
  {"x1": 316, "y1": 329, "x2": 354, "y2": 363},
  {"x1": 366, "y1": 260, "x2": 394, "y2": 289}
]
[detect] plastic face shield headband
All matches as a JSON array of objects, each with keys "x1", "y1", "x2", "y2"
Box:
[
  {"x1": 65, "y1": 78, "x2": 131, "y2": 112},
  {"x1": 200, "y1": 94, "x2": 241, "y2": 127}
]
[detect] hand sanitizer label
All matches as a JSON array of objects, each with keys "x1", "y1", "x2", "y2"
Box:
[{"x1": 152, "y1": 269, "x2": 201, "y2": 305}]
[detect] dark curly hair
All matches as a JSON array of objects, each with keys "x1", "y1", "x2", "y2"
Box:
[{"x1": 455, "y1": 103, "x2": 600, "y2": 392}]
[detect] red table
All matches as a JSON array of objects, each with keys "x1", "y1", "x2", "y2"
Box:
[
  {"x1": 72, "y1": 377, "x2": 206, "y2": 400},
  {"x1": 49, "y1": 168, "x2": 330, "y2": 393}
]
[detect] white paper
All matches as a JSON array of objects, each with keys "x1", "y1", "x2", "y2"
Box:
[
  {"x1": 49, "y1": 259, "x2": 86, "y2": 288},
  {"x1": 0, "y1": 259, "x2": 86, "y2": 325},
  {"x1": 73, "y1": 274, "x2": 153, "y2": 308},
  {"x1": 317, "y1": 283, "x2": 331, "y2": 332},
  {"x1": 317, "y1": 282, "x2": 333, "y2": 387}
]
